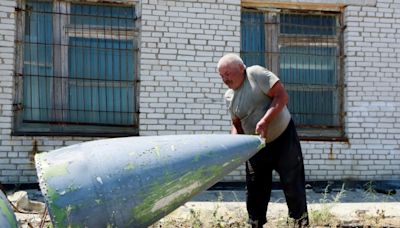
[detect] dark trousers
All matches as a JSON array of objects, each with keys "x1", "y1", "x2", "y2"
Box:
[{"x1": 246, "y1": 119, "x2": 308, "y2": 226}]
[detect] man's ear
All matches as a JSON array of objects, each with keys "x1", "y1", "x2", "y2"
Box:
[{"x1": 239, "y1": 64, "x2": 246, "y2": 72}]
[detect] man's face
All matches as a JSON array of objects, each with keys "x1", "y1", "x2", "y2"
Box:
[{"x1": 218, "y1": 63, "x2": 244, "y2": 90}]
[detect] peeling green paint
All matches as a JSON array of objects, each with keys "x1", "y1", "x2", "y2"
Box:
[
  {"x1": 0, "y1": 200, "x2": 17, "y2": 228},
  {"x1": 45, "y1": 186, "x2": 67, "y2": 226},
  {"x1": 124, "y1": 162, "x2": 135, "y2": 170},
  {"x1": 34, "y1": 152, "x2": 46, "y2": 161},
  {"x1": 42, "y1": 162, "x2": 69, "y2": 180},
  {"x1": 66, "y1": 184, "x2": 78, "y2": 194},
  {"x1": 257, "y1": 141, "x2": 266, "y2": 150},
  {"x1": 154, "y1": 145, "x2": 161, "y2": 157},
  {"x1": 35, "y1": 135, "x2": 262, "y2": 227},
  {"x1": 193, "y1": 154, "x2": 200, "y2": 162},
  {"x1": 36, "y1": 155, "x2": 71, "y2": 226},
  {"x1": 37, "y1": 155, "x2": 84, "y2": 227},
  {"x1": 128, "y1": 162, "x2": 232, "y2": 226},
  {"x1": 128, "y1": 151, "x2": 136, "y2": 156},
  {"x1": 44, "y1": 185, "x2": 80, "y2": 227},
  {"x1": 192, "y1": 149, "x2": 219, "y2": 162}
]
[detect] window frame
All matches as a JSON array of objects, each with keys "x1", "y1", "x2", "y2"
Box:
[
  {"x1": 241, "y1": 7, "x2": 346, "y2": 141},
  {"x1": 13, "y1": 0, "x2": 140, "y2": 137}
]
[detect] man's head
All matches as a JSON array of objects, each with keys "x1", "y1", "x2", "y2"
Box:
[{"x1": 217, "y1": 54, "x2": 246, "y2": 90}]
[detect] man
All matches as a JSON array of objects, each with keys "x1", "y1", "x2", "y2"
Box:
[{"x1": 217, "y1": 53, "x2": 309, "y2": 227}]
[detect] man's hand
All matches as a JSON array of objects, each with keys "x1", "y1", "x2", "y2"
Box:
[
  {"x1": 256, "y1": 81, "x2": 288, "y2": 139},
  {"x1": 255, "y1": 119, "x2": 268, "y2": 139},
  {"x1": 232, "y1": 117, "x2": 244, "y2": 134}
]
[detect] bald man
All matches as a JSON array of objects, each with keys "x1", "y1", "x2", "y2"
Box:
[{"x1": 217, "y1": 54, "x2": 309, "y2": 228}]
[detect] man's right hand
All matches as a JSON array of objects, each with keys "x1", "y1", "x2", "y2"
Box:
[{"x1": 231, "y1": 117, "x2": 244, "y2": 134}]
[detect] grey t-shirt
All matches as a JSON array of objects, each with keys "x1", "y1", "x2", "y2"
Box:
[{"x1": 224, "y1": 65, "x2": 291, "y2": 143}]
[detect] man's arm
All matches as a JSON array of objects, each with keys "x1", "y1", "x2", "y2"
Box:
[
  {"x1": 255, "y1": 81, "x2": 289, "y2": 138},
  {"x1": 231, "y1": 117, "x2": 244, "y2": 134}
]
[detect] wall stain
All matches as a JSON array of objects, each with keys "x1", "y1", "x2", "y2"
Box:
[
  {"x1": 30, "y1": 140, "x2": 40, "y2": 163},
  {"x1": 329, "y1": 143, "x2": 334, "y2": 160}
]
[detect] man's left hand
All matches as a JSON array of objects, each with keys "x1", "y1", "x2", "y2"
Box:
[{"x1": 255, "y1": 120, "x2": 268, "y2": 139}]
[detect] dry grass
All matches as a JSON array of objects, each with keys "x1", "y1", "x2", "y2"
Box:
[
  {"x1": 151, "y1": 184, "x2": 400, "y2": 228},
  {"x1": 17, "y1": 184, "x2": 400, "y2": 228}
]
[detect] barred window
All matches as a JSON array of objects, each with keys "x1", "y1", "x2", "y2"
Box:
[
  {"x1": 14, "y1": 0, "x2": 139, "y2": 136},
  {"x1": 241, "y1": 9, "x2": 344, "y2": 140}
]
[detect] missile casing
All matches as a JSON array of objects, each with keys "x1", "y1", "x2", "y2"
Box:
[
  {"x1": 0, "y1": 190, "x2": 18, "y2": 228},
  {"x1": 35, "y1": 134, "x2": 264, "y2": 227}
]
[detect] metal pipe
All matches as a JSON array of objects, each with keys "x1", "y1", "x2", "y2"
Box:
[{"x1": 35, "y1": 134, "x2": 265, "y2": 227}]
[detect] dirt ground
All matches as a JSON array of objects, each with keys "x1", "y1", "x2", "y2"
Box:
[
  {"x1": 150, "y1": 187, "x2": 400, "y2": 228},
  {"x1": 10, "y1": 185, "x2": 400, "y2": 227}
]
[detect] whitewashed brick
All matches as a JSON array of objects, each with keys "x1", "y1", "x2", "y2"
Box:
[{"x1": 0, "y1": 0, "x2": 398, "y2": 183}]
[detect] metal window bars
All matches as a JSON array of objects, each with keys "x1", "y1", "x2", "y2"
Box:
[
  {"x1": 17, "y1": 0, "x2": 139, "y2": 128},
  {"x1": 241, "y1": 9, "x2": 345, "y2": 137}
]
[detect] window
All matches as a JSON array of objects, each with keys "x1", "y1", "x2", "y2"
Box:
[
  {"x1": 241, "y1": 9, "x2": 344, "y2": 140},
  {"x1": 14, "y1": 0, "x2": 139, "y2": 136}
]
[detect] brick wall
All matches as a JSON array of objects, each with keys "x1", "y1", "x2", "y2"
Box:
[
  {"x1": 335, "y1": 0, "x2": 400, "y2": 180},
  {"x1": 0, "y1": 0, "x2": 22, "y2": 183},
  {"x1": 299, "y1": 0, "x2": 400, "y2": 181},
  {"x1": 139, "y1": 0, "x2": 243, "y2": 181},
  {"x1": 139, "y1": 0, "x2": 240, "y2": 135},
  {"x1": 0, "y1": 0, "x2": 399, "y2": 183}
]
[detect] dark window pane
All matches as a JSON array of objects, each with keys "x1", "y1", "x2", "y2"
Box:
[
  {"x1": 23, "y1": 1, "x2": 53, "y2": 122},
  {"x1": 18, "y1": 1, "x2": 138, "y2": 135},
  {"x1": 241, "y1": 11, "x2": 265, "y2": 66},
  {"x1": 280, "y1": 46, "x2": 339, "y2": 127},
  {"x1": 280, "y1": 46, "x2": 336, "y2": 85},
  {"x1": 280, "y1": 13, "x2": 336, "y2": 35},
  {"x1": 70, "y1": 4, "x2": 135, "y2": 28},
  {"x1": 68, "y1": 37, "x2": 135, "y2": 125},
  {"x1": 288, "y1": 90, "x2": 337, "y2": 126}
]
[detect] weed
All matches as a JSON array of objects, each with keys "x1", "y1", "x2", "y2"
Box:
[
  {"x1": 276, "y1": 216, "x2": 290, "y2": 228},
  {"x1": 364, "y1": 181, "x2": 397, "y2": 203},
  {"x1": 188, "y1": 208, "x2": 203, "y2": 228},
  {"x1": 232, "y1": 191, "x2": 248, "y2": 225},
  {"x1": 355, "y1": 208, "x2": 388, "y2": 227},
  {"x1": 147, "y1": 185, "x2": 400, "y2": 228},
  {"x1": 364, "y1": 181, "x2": 380, "y2": 201},
  {"x1": 309, "y1": 184, "x2": 343, "y2": 227},
  {"x1": 210, "y1": 191, "x2": 249, "y2": 227},
  {"x1": 211, "y1": 199, "x2": 224, "y2": 227},
  {"x1": 332, "y1": 184, "x2": 346, "y2": 203}
]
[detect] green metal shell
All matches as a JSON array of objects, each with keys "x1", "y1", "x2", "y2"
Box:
[
  {"x1": 0, "y1": 191, "x2": 18, "y2": 228},
  {"x1": 35, "y1": 134, "x2": 264, "y2": 227}
]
